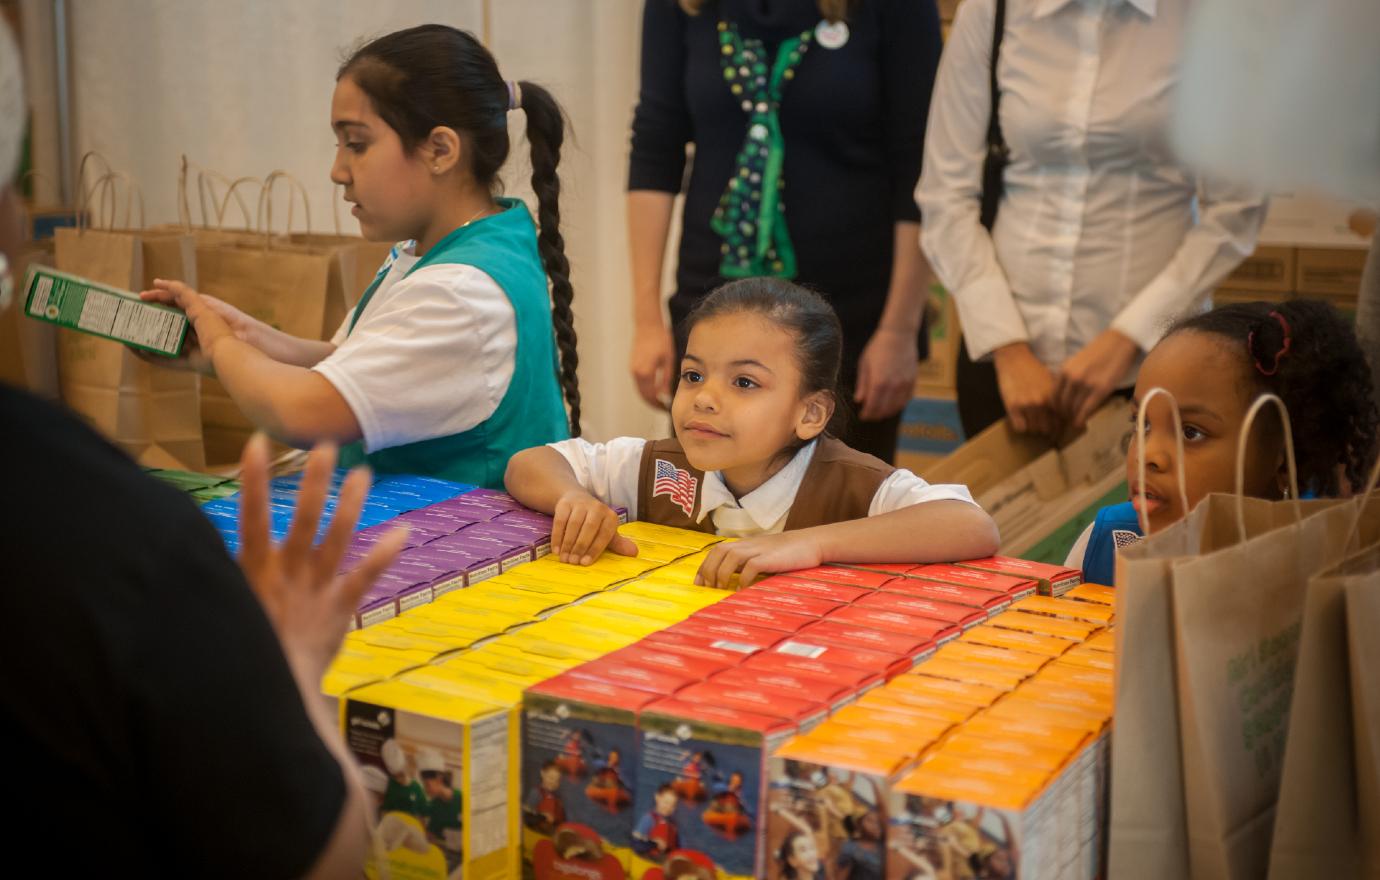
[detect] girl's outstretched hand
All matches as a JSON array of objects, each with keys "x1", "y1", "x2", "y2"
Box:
[
  {"x1": 695, "y1": 532, "x2": 823, "y2": 589},
  {"x1": 552, "y1": 489, "x2": 639, "y2": 566},
  {"x1": 136, "y1": 279, "x2": 249, "y2": 375}
]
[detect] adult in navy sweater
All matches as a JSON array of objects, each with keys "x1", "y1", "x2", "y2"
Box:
[{"x1": 627, "y1": 0, "x2": 942, "y2": 463}]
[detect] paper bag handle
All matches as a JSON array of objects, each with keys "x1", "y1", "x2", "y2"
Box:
[
  {"x1": 1342, "y1": 453, "x2": 1380, "y2": 554},
  {"x1": 82, "y1": 171, "x2": 146, "y2": 232},
  {"x1": 1135, "y1": 387, "x2": 1191, "y2": 538},
  {"x1": 212, "y1": 176, "x2": 264, "y2": 230},
  {"x1": 257, "y1": 170, "x2": 313, "y2": 244},
  {"x1": 1233, "y1": 393, "x2": 1301, "y2": 543},
  {"x1": 73, "y1": 151, "x2": 113, "y2": 235}
]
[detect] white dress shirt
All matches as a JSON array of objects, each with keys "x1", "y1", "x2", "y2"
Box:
[
  {"x1": 918, "y1": 0, "x2": 1267, "y2": 374},
  {"x1": 313, "y1": 242, "x2": 516, "y2": 453},
  {"x1": 549, "y1": 437, "x2": 978, "y2": 538}
]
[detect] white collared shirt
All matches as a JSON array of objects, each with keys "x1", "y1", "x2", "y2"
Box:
[
  {"x1": 549, "y1": 437, "x2": 978, "y2": 538},
  {"x1": 918, "y1": 0, "x2": 1267, "y2": 373},
  {"x1": 313, "y1": 242, "x2": 517, "y2": 453}
]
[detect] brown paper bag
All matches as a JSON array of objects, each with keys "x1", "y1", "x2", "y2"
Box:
[
  {"x1": 1108, "y1": 389, "x2": 1351, "y2": 880},
  {"x1": 1345, "y1": 572, "x2": 1380, "y2": 877},
  {"x1": 1268, "y1": 469, "x2": 1380, "y2": 880},
  {"x1": 1110, "y1": 493, "x2": 1339, "y2": 879},
  {"x1": 52, "y1": 226, "x2": 204, "y2": 468},
  {"x1": 1171, "y1": 497, "x2": 1377, "y2": 880},
  {"x1": 0, "y1": 237, "x2": 60, "y2": 398},
  {"x1": 193, "y1": 237, "x2": 346, "y2": 465}
]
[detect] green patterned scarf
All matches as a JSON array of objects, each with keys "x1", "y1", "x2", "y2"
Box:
[{"x1": 710, "y1": 20, "x2": 813, "y2": 279}]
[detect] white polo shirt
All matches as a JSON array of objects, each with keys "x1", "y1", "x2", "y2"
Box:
[{"x1": 312, "y1": 242, "x2": 517, "y2": 454}]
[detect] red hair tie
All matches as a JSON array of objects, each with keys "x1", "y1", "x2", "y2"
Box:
[{"x1": 1248, "y1": 310, "x2": 1292, "y2": 376}]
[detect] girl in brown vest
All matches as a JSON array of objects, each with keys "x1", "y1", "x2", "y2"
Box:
[{"x1": 506, "y1": 279, "x2": 998, "y2": 588}]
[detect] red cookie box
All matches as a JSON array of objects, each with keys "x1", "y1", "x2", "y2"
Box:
[
  {"x1": 957, "y1": 555, "x2": 1082, "y2": 596},
  {"x1": 909, "y1": 563, "x2": 1039, "y2": 601},
  {"x1": 740, "y1": 650, "x2": 885, "y2": 695},
  {"x1": 852, "y1": 590, "x2": 987, "y2": 631},
  {"x1": 715, "y1": 588, "x2": 845, "y2": 619},
  {"x1": 654, "y1": 619, "x2": 788, "y2": 655},
  {"x1": 708, "y1": 665, "x2": 857, "y2": 713},
  {"x1": 751, "y1": 574, "x2": 871, "y2": 605},
  {"x1": 768, "y1": 633, "x2": 914, "y2": 680},
  {"x1": 825, "y1": 605, "x2": 961, "y2": 646},
  {"x1": 604, "y1": 643, "x2": 740, "y2": 681},
  {"x1": 789, "y1": 565, "x2": 898, "y2": 590},
  {"x1": 677, "y1": 680, "x2": 828, "y2": 732},
  {"x1": 797, "y1": 618, "x2": 938, "y2": 666},
  {"x1": 885, "y1": 573, "x2": 1016, "y2": 614},
  {"x1": 837, "y1": 562, "x2": 921, "y2": 576},
  {"x1": 630, "y1": 632, "x2": 763, "y2": 666},
  {"x1": 690, "y1": 603, "x2": 818, "y2": 634},
  {"x1": 566, "y1": 656, "x2": 702, "y2": 697}
]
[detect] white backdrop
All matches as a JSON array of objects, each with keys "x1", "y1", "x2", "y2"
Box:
[{"x1": 21, "y1": 0, "x2": 669, "y2": 442}]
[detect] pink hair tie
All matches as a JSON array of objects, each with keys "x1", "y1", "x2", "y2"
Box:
[
  {"x1": 506, "y1": 80, "x2": 522, "y2": 111},
  {"x1": 1248, "y1": 310, "x2": 1292, "y2": 376}
]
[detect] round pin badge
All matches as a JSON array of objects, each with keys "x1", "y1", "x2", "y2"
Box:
[{"x1": 815, "y1": 19, "x2": 849, "y2": 50}]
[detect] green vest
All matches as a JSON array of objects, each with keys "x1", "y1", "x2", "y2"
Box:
[{"x1": 338, "y1": 198, "x2": 570, "y2": 488}]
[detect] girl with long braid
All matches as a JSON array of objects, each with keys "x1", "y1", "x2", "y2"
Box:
[{"x1": 141, "y1": 25, "x2": 581, "y2": 488}]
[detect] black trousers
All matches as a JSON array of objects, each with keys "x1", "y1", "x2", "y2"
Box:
[{"x1": 956, "y1": 339, "x2": 1006, "y2": 439}]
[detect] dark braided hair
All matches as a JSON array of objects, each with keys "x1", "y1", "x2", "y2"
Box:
[
  {"x1": 339, "y1": 25, "x2": 582, "y2": 436},
  {"x1": 1167, "y1": 298, "x2": 1378, "y2": 496},
  {"x1": 679, "y1": 278, "x2": 852, "y2": 443}
]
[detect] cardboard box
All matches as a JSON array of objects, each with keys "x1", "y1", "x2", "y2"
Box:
[
  {"x1": 789, "y1": 565, "x2": 897, "y2": 591},
  {"x1": 853, "y1": 590, "x2": 987, "y2": 631},
  {"x1": 567, "y1": 657, "x2": 702, "y2": 698},
  {"x1": 1296, "y1": 245, "x2": 1368, "y2": 297},
  {"x1": 880, "y1": 576, "x2": 1012, "y2": 616},
  {"x1": 677, "y1": 681, "x2": 828, "y2": 731},
  {"x1": 752, "y1": 574, "x2": 871, "y2": 605},
  {"x1": 345, "y1": 680, "x2": 518, "y2": 879},
  {"x1": 692, "y1": 603, "x2": 819, "y2": 634},
  {"x1": 633, "y1": 631, "x2": 765, "y2": 666},
  {"x1": 632, "y1": 698, "x2": 795, "y2": 879},
  {"x1": 796, "y1": 619, "x2": 938, "y2": 664},
  {"x1": 958, "y1": 556, "x2": 1082, "y2": 597},
  {"x1": 606, "y1": 643, "x2": 739, "y2": 680},
  {"x1": 767, "y1": 635, "x2": 914, "y2": 680},
  {"x1": 657, "y1": 619, "x2": 788, "y2": 654},
  {"x1": 908, "y1": 656, "x2": 1030, "y2": 692},
  {"x1": 716, "y1": 589, "x2": 845, "y2": 619},
  {"x1": 853, "y1": 687, "x2": 979, "y2": 725},
  {"x1": 990, "y1": 610, "x2": 1102, "y2": 643},
  {"x1": 740, "y1": 650, "x2": 885, "y2": 695},
  {"x1": 1219, "y1": 245, "x2": 1296, "y2": 293},
  {"x1": 22, "y1": 264, "x2": 188, "y2": 356},
  {"x1": 886, "y1": 674, "x2": 1006, "y2": 709},
  {"x1": 1010, "y1": 595, "x2": 1115, "y2": 626},
  {"x1": 765, "y1": 735, "x2": 918, "y2": 880},
  {"x1": 522, "y1": 673, "x2": 663, "y2": 876},
  {"x1": 825, "y1": 605, "x2": 961, "y2": 645},
  {"x1": 909, "y1": 563, "x2": 1039, "y2": 601},
  {"x1": 960, "y1": 623, "x2": 1076, "y2": 658},
  {"x1": 935, "y1": 640, "x2": 1052, "y2": 676},
  {"x1": 708, "y1": 666, "x2": 856, "y2": 713}
]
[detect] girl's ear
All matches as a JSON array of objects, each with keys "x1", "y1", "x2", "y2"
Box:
[
  {"x1": 796, "y1": 391, "x2": 834, "y2": 441},
  {"x1": 422, "y1": 126, "x2": 463, "y2": 175}
]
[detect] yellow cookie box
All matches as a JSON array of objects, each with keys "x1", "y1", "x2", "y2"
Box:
[{"x1": 345, "y1": 680, "x2": 519, "y2": 880}]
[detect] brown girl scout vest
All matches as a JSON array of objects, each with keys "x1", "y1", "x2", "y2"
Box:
[{"x1": 635, "y1": 436, "x2": 895, "y2": 533}]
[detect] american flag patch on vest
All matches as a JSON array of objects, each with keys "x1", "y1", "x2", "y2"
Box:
[{"x1": 652, "y1": 459, "x2": 698, "y2": 517}]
